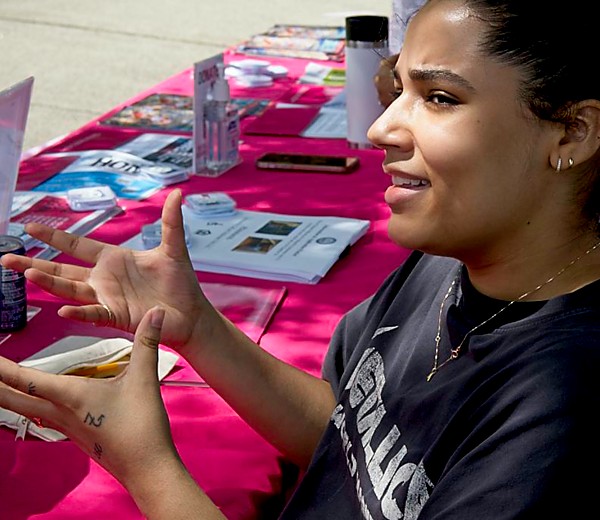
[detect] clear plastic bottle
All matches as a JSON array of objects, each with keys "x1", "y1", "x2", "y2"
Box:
[{"x1": 204, "y1": 63, "x2": 240, "y2": 176}]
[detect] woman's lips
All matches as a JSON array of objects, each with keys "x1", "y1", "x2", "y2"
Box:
[
  {"x1": 384, "y1": 175, "x2": 431, "y2": 206},
  {"x1": 390, "y1": 175, "x2": 430, "y2": 189}
]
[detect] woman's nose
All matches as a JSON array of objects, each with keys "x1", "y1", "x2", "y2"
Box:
[
  {"x1": 367, "y1": 107, "x2": 389, "y2": 148},
  {"x1": 367, "y1": 99, "x2": 410, "y2": 150}
]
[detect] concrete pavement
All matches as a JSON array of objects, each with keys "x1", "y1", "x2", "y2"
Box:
[{"x1": 1, "y1": 0, "x2": 390, "y2": 152}]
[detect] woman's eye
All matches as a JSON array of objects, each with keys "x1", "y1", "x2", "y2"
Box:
[{"x1": 428, "y1": 91, "x2": 458, "y2": 105}]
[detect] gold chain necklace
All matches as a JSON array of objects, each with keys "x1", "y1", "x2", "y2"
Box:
[{"x1": 426, "y1": 241, "x2": 600, "y2": 381}]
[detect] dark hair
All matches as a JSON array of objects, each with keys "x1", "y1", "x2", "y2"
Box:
[{"x1": 445, "y1": 0, "x2": 600, "y2": 234}]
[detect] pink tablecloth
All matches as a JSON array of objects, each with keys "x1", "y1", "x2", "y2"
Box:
[{"x1": 0, "y1": 50, "x2": 411, "y2": 519}]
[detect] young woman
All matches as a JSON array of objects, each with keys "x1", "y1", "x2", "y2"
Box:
[{"x1": 1, "y1": 0, "x2": 599, "y2": 517}]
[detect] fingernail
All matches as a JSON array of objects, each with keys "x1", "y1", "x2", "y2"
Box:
[{"x1": 151, "y1": 307, "x2": 165, "y2": 329}]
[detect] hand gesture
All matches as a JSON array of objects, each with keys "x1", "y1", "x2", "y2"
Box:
[{"x1": 0, "y1": 190, "x2": 219, "y2": 352}]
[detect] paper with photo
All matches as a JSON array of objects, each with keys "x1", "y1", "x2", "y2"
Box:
[{"x1": 122, "y1": 206, "x2": 370, "y2": 284}]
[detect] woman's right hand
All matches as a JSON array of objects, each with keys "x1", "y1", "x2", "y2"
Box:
[
  {"x1": 374, "y1": 53, "x2": 400, "y2": 108},
  {"x1": 0, "y1": 190, "x2": 220, "y2": 353}
]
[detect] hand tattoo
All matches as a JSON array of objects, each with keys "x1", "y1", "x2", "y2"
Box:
[
  {"x1": 84, "y1": 412, "x2": 105, "y2": 427},
  {"x1": 93, "y1": 442, "x2": 103, "y2": 459},
  {"x1": 27, "y1": 382, "x2": 37, "y2": 395}
]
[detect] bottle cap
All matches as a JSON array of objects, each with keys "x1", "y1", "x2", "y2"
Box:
[{"x1": 345, "y1": 15, "x2": 389, "y2": 43}]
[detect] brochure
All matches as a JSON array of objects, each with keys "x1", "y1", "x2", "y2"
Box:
[
  {"x1": 29, "y1": 149, "x2": 189, "y2": 199},
  {"x1": 121, "y1": 206, "x2": 370, "y2": 284},
  {"x1": 9, "y1": 191, "x2": 124, "y2": 254}
]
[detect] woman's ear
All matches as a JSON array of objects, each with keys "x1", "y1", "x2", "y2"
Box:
[{"x1": 555, "y1": 100, "x2": 600, "y2": 169}]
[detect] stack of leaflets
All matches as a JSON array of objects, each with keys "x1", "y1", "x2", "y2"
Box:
[
  {"x1": 122, "y1": 205, "x2": 369, "y2": 284},
  {"x1": 237, "y1": 24, "x2": 346, "y2": 62}
]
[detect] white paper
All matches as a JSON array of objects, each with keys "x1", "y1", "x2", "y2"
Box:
[
  {"x1": 0, "y1": 77, "x2": 34, "y2": 234},
  {"x1": 122, "y1": 207, "x2": 369, "y2": 284}
]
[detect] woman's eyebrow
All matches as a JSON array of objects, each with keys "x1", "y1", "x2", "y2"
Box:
[{"x1": 409, "y1": 68, "x2": 475, "y2": 92}]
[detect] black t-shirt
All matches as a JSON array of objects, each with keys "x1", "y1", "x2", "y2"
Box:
[{"x1": 280, "y1": 251, "x2": 600, "y2": 519}]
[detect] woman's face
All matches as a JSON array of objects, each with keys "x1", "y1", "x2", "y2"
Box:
[{"x1": 368, "y1": 0, "x2": 558, "y2": 261}]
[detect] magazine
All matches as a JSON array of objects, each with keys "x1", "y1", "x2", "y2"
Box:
[
  {"x1": 9, "y1": 191, "x2": 124, "y2": 254},
  {"x1": 121, "y1": 205, "x2": 370, "y2": 284},
  {"x1": 262, "y1": 24, "x2": 345, "y2": 40},
  {"x1": 237, "y1": 34, "x2": 345, "y2": 62},
  {"x1": 100, "y1": 93, "x2": 194, "y2": 132}
]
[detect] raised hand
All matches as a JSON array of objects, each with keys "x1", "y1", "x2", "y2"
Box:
[
  {"x1": 374, "y1": 53, "x2": 399, "y2": 108},
  {"x1": 0, "y1": 190, "x2": 219, "y2": 351}
]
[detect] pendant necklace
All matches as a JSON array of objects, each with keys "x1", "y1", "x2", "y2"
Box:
[{"x1": 426, "y1": 241, "x2": 600, "y2": 381}]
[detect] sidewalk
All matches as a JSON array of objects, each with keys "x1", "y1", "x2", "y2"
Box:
[{"x1": 0, "y1": 0, "x2": 389, "y2": 152}]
